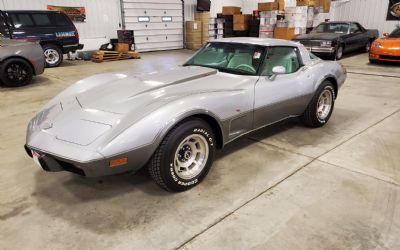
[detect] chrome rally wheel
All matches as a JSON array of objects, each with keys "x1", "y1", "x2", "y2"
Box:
[
  {"x1": 301, "y1": 81, "x2": 336, "y2": 128},
  {"x1": 174, "y1": 134, "x2": 209, "y2": 180},
  {"x1": 149, "y1": 119, "x2": 216, "y2": 192},
  {"x1": 316, "y1": 89, "x2": 333, "y2": 121}
]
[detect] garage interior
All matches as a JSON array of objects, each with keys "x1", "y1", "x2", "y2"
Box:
[{"x1": 1, "y1": 0, "x2": 400, "y2": 249}]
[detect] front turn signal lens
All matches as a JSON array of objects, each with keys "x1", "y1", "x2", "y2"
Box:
[{"x1": 109, "y1": 157, "x2": 128, "y2": 168}]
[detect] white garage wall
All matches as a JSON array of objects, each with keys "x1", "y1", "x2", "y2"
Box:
[
  {"x1": 330, "y1": 0, "x2": 400, "y2": 36},
  {"x1": 184, "y1": 0, "x2": 244, "y2": 19},
  {"x1": 0, "y1": 0, "x2": 122, "y2": 50}
]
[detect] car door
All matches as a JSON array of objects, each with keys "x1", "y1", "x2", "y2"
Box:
[
  {"x1": 254, "y1": 46, "x2": 312, "y2": 128},
  {"x1": 347, "y1": 23, "x2": 365, "y2": 51}
]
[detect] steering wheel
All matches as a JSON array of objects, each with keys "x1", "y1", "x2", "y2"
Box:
[{"x1": 234, "y1": 64, "x2": 256, "y2": 73}]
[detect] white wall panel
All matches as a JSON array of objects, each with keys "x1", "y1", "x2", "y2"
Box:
[
  {"x1": 331, "y1": 0, "x2": 400, "y2": 36},
  {"x1": 185, "y1": 0, "x2": 244, "y2": 20},
  {"x1": 0, "y1": 0, "x2": 121, "y2": 50}
]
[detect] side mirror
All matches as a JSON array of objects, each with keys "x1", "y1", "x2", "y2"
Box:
[
  {"x1": 269, "y1": 66, "x2": 286, "y2": 80},
  {"x1": 383, "y1": 32, "x2": 389, "y2": 37}
]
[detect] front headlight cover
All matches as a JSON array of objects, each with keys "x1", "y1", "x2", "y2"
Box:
[{"x1": 373, "y1": 42, "x2": 383, "y2": 48}]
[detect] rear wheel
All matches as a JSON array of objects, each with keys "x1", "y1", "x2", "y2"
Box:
[
  {"x1": 301, "y1": 81, "x2": 336, "y2": 128},
  {"x1": 0, "y1": 58, "x2": 33, "y2": 87},
  {"x1": 148, "y1": 119, "x2": 216, "y2": 192},
  {"x1": 43, "y1": 44, "x2": 63, "y2": 67}
]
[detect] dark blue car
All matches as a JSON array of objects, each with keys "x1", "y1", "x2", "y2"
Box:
[{"x1": 0, "y1": 10, "x2": 83, "y2": 67}]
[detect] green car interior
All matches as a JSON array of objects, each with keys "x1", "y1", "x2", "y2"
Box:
[
  {"x1": 261, "y1": 47, "x2": 301, "y2": 76},
  {"x1": 186, "y1": 42, "x2": 264, "y2": 75}
]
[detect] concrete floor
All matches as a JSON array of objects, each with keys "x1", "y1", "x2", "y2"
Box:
[{"x1": 1, "y1": 50, "x2": 399, "y2": 250}]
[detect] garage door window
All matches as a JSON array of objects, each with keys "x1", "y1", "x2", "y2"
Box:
[
  {"x1": 162, "y1": 16, "x2": 172, "y2": 22},
  {"x1": 138, "y1": 16, "x2": 150, "y2": 22}
]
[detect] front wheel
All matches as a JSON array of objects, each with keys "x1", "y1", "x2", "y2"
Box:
[
  {"x1": 335, "y1": 45, "x2": 344, "y2": 60},
  {"x1": 301, "y1": 81, "x2": 336, "y2": 128},
  {"x1": 0, "y1": 58, "x2": 33, "y2": 87},
  {"x1": 43, "y1": 44, "x2": 63, "y2": 67},
  {"x1": 148, "y1": 119, "x2": 216, "y2": 192},
  {"x1": 365, "y1": 41, "x2": 371, "y2": 52}
]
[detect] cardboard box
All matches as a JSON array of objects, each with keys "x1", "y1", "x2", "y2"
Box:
[
  {"x1": 273, "y1": 27, "x2": 296, "y2": 40},
  {"x1": 233, "y1": 14, "x2": 251, "y2": 31},
  {"x1": 186, "y1": 32, "x2": 202, "y2": 41},
  {"x1": 186, "y1": 42, "x2": 202, "y2": 50},
  {"x1": 222, "y1": 6, "x2": 241, "y2": 15},
  {"x1": 233, "y1": 14, "x2": 252, "y2": 24},
  {"x1": 115, "y1": 43, "x2": 130, "y2": 52},
  {"x1": 186, "y1": 21, "x2": 202, "y2": 33},
  {"x1": 258, "y1": 1, "x2": 279, "y2": 11},
  {"x1": 296, "y1": 0, "x2": 319, "y2": 6},
  {"x1": 195, "y1": 12, "x2": 210, "y2": 21}
]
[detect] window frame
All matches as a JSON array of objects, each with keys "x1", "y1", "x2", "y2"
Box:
[{"x1": 259, "y1": 45, "x2": 304, "y2": 77}]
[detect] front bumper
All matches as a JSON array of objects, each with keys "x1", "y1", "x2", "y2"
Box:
[
  {"x1": 369, "y1": 51, "x2": 400, "y2": 62},
  {"x1": 304, "y1": 46, "x2": 336, "y2": 55},
  {"x1": 24, "y1": 143, "x2": 154, "y2": 177}
]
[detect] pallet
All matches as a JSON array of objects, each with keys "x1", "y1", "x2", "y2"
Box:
[{"x1": 91, "y1": 50, "x2": 141, "y2": 63}]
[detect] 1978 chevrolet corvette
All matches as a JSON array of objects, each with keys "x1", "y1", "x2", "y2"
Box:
[{"x1": 25, "y1": 38, "x2": 347, "y2": 191}]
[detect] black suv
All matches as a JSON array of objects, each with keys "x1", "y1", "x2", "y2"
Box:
[{"x1": 0, "y1": 10, "x2": 83, "y2": 67}]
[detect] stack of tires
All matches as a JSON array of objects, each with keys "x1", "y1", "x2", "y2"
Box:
[{"x1": 248, "y1": 18, "x2": 260, "y2": 37}]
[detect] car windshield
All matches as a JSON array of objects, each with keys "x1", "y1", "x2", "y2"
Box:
[
  {"x1": 389, "y1": 28, "x2": 400, "y2": 38},
  {"x1": 183, "y1": 42, "x2": 265, "y2": 75},
  {"x1": 313, "y1": 23, "x2": 349, "y2": 34}
]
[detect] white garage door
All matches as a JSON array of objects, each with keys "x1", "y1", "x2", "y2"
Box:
[{"x1": 122, "y1": 0, "x2": 184, "y2": 52}]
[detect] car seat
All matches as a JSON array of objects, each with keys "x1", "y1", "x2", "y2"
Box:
[
  {"x1": 226, "y1": 53, "x2": 255, "y2": 73},
  {"x1": 262, "y1": 48, "x2": 299, "y2": 76}
]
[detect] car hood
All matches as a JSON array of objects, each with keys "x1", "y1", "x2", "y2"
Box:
[
  {"x1": 75, "y1": 66, "x2": 219, "y2": 114},
  {"x1": 295, "y1": 32, "x2": 343, "y2": 41},
  {"x1": 31, "y1": 66, "x2": 248, "y2": 147},
  {"x1": 375, "y1": 37, "x2": 400, "y2": 48}
]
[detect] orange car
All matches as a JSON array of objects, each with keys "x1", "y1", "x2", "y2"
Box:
[{"x1": 369, "y1": 27, "x2": 400, "y2": 63}]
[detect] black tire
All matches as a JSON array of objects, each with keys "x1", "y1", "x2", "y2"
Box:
[
  {"x1": 335, "y1": 45, "x2": 344, "y2": 60},
  {"x1": 43, "y1": 44, "x2": 63, "y2": 67},
  {"x1": 149, "y1": 119, "x2": 216, "y2": 192},
  {"x1": 369, "y1": 58, "x2": 377, "y2": 64},
  {"x1": 301, "y1": 81, "x2": 336, "y2": 128},
  {"x1": 0, "y1": 58, "x2": 33, "y2": 87}
]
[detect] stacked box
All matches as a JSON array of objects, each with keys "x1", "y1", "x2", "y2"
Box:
[
  {"x1": 222, "y1": 6, "x2": 241, "y2": 15},
  {"x1": 208, "y1": 18, "x2": 225, "y2": 40},
  {"x1": 233, "y1": 14, "x2": 252, "y2": 31},
  {"x1": 274, "y1": 27, "x2": 296, "y2": 40},
  {"x1": 194, "y1": 12, "x2": 210, "y2": 45},
  {"x1": 259, "y1": 10, "x2": 278, "y2": 25},
  {"x1": 284, "y1": 6, "x2": 309, "y2": 35},
  {"x1": 296, "y1": 0, "x2": 319, "y2": 7},
  {"x1": 185, "y1": 21, "x2": 202, "y2": 50}
]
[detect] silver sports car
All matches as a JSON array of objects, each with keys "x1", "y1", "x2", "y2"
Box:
[{"x1": 25, "y1": 38, "x2": 346, "y2": 191}]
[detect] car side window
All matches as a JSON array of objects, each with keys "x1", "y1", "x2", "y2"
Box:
[
  {"x1": 350, "y1": 23, "x2": 361, "y2": 33},
  {"x1": 31, "y1": 13, "x2": 52, "y2": 26},
  {"x1": 52, "y1": 13, "x2": 71, "y2": 26},
  {"x1": 261, "y1": 47, "x2": 301, "y2": 76},
  {"x1": 9, "y1": 13, "x2": 34, "y2": 28}
]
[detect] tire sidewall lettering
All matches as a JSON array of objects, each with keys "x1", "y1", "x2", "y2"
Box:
[{"x1": 167, "y1": 127, "x2": 214, "y2": 187}]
